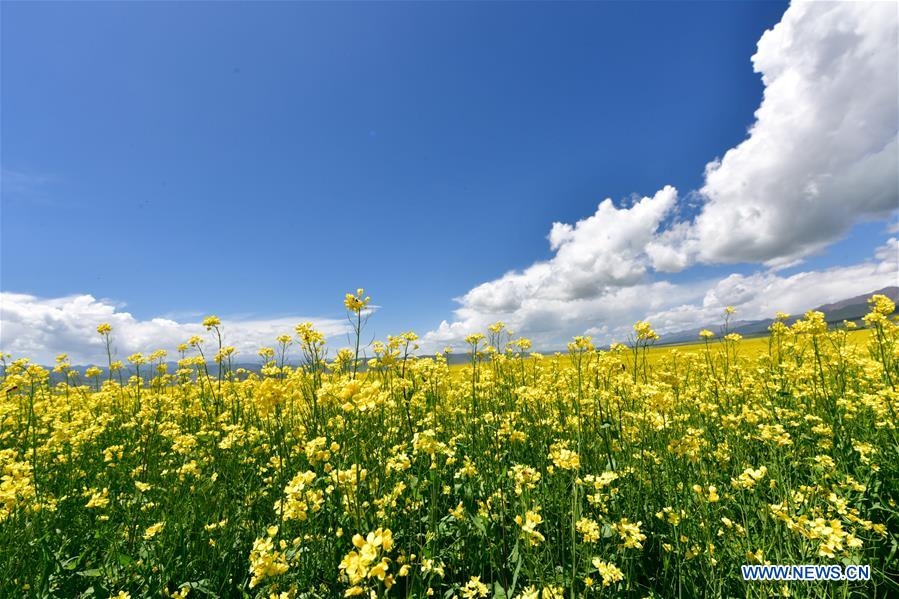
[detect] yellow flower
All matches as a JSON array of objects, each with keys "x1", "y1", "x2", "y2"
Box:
[
  {"x1": 144, "y1": 521, "x2": 165, "y2": 540},
  {"x1": 344, "y1": 289, "x2": 371, "y2": 313},
  {"x1": 338, "y1": 528, "x2": 395, "y2": 590},
  {"x1": 509, "y1": 464, "x2": 541, "y2": 495},
  {"x1": 591, "y1": 558, "x2": 624, "y2": 587},
  {"x1": 465, "y1": 333, "x2": 485, "y2": 346},
  {"x1": 549, "y1": 441, "x2": 580, "y2": 471},
  {"x1": 449, "y1": 502, "x2": 466, "y2": 521},
  {"x1": 731, "y1": 465, "x2": 768, "y2": 490},
  {"x1": 249, "y1": 536, "x2": 289, "y2": 588},
  {"x1": 85, "y1": 487, "x2": 110, "y2": 509},
  {"x1": 576, "y1": 517, "x2": 601, "y2": 543},
  {"x1": 514, "y1": 509, "x2": 545, "y2": 545},
  {"x1": 568, "y1": 336, "x2": 594, "y2": 352},
  {"x1": 461, "y1": 576, "x2": 490, "y2": 598},
  {"x1": 615, "y1": 518, "x2": 646, "y2": 549},
  {"x1": 633, "y1": 320, "x2": 659, "y2": 341},
  {"x1": 868, "y1": 294, "x2": 895, "y2": 316}
]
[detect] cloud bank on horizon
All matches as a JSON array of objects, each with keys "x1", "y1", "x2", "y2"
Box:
[
  {"x1": 423, "y1": 0, "x2": 898, "y2": 350},
  {"x1": 2, "y1": 1, "x2": 898, "y2": 364},
  {"x1": 0, "y1": 293, "x2": 349, "y2": 365}
]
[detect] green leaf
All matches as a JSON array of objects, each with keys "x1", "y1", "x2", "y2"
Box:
[
  {"x1": 77, "y1": 568, "x2": 102, "y2": 578},
  {"x1": 117, "y1": 553, "x2": 135, "y2": 567}
]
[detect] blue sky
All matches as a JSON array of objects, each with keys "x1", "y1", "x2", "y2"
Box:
[{"x1": 2, "y1": 1, "x2": 897, "y2": 362}]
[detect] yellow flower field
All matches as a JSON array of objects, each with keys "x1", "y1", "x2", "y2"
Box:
[{"x1": 1, "y1": 291, "x2": 897, "y2": 598}]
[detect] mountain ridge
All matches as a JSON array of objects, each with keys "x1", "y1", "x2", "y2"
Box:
[{"x1": 657, "y1": 286, "x2": 899, "y2": 345}]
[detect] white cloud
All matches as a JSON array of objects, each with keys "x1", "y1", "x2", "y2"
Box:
[
  {"x1": 659, "y1": 0, "x2": 898, "y2": 268},
  {"x1": 460, "y1": 186, "x2": 678, "y2": 314},
  {"x1": 646, "y1": 238, "x2": 899, "y2": 334},
  {"x1": 0, "y1": 293, "x2": 347, "y2": 365},
  {"x1": 424, "y1": 1, "x2": 898, "y2": 349}
]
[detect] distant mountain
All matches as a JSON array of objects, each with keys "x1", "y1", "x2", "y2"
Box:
[
  {"x1": 659, "y1": 286, "x2": 899, "y2": 345},
  {"x1": 814, "y1": 287, "x2": 899, "y2": 316}
]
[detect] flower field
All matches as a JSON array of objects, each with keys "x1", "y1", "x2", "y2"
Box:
[{"x1": 1, "y1": 292, "x2": 897, "y2": 598}]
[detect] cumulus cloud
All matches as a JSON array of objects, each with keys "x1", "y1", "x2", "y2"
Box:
[
  {"x1": 0, "y1": 293, "x2": 347, "y2": 365},
  {"x1": 424, "y1": 1, "x2": 898, "y2": 349},
  {"x1": 658, "y1": 1, "x2": 898, "y2": 268},
  {"x1": 461, "y1": 186, "x2": 678, "y2": 314},
  {"x1": 421, "y1": 187, "x2": 682, "y2": 348}
]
